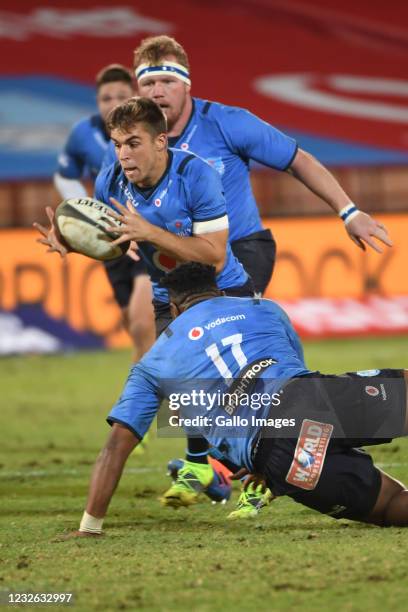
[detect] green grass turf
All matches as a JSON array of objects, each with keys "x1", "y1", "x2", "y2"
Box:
[{"x1": 1, "y1": 336, "x2": 407, "y2": 611}]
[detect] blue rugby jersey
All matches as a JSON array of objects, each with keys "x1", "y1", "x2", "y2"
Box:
[
  {"x1": 94, "y1": 149, "x2": 248, "y2": 302},
  {"x1": 108, "y1": 296, "x2": 310, "y2": 470},
  {"x1": 101, "y1": 98, "x2": 297, "y2": 241},
  {"x1": 57, "y1": 114, "x2": 110, "y2": 182}
]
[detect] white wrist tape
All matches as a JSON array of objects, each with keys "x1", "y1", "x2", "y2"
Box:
[
  {"x1": 79, "y1": 511, "x2": 104, "y2": 534},
  {"x1": 339, "y1": 203, "x2": 361, "y2": 225}
]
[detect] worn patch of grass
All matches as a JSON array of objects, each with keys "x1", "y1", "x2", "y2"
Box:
[{"x1": 1, "y1": 337, "x2": 407, "y2": 611}]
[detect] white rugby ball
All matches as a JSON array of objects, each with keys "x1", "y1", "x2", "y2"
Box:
[{"x1": 55, "y1": 197, "x2": 129, "y2": 261}]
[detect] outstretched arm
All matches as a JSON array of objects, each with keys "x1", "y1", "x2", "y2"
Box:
[
  {"x1": 67, "y1": 423, "x2": 139, "y2": 538},
  {"x1": 289, "y1": 149, "x2": 392, "y2": 253}
]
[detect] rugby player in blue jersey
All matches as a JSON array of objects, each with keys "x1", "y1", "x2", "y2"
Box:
[
  {"x1": 99, "y1": 97, "x2": 253, "y2": 319},
  {"x1": 66, "y1": 263, "x2": 408, "y2": 536},
  {"x1": 53, "y1": 64, "x2": 155, "y2": 362},
  {"x1": 54, "y1": 64, "x2": 133, "y2": 194},
  {"x1": 35, "y1": 96, "x2": 254, "y2": 501},
  {"x1": 39, "y1": 96, "x2": 253, "y2": 324}
]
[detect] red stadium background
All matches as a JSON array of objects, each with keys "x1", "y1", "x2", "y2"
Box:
[{"x1": 1, "y1": 0, "x2": 408, "y2": 152}]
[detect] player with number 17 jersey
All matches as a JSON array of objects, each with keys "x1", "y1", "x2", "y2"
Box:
[
  {"x1": 95, "y1": 148, "x2": 249, "y2": 304},
  {"x1": 108, "y1": 296, "x2": 310, "y2": 471}
]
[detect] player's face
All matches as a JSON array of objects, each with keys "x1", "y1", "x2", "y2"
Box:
[
  {"x1": 111, "y1": 123, "x2": 167, "y2": 186},
  {"x1": 137, "y1": 58, "x2": 190, "y2": 131},
  {"x1": 97, "y1": 81, "x2": 134, "y2": 123}
]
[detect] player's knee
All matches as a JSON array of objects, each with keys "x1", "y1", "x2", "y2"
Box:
[
  {"x1": 366, "y1": 471, "x2": 406, "y2": 526},
  {"x1": 102, "y1": 424, "x2": 139, "y2": 456},
  {"x1": 383, "y1": 489, "x2": 408, "y2": 527}
]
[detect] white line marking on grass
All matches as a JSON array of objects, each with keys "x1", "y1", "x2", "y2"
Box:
[
  {"x1": 0, "y1": 466, "x2": 161, "y2": 479},
  {"x1": 1, "y1": 463, "x2": 407, "y2": 480}
]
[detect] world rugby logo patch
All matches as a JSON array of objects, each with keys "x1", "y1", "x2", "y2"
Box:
[{"x1": 286, "y1": 419, "x2": 333, "y2": 491}]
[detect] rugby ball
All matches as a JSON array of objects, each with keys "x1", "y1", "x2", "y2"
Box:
[{"x1": 55, "y1": 197, "x2": 130, "y2": 261}]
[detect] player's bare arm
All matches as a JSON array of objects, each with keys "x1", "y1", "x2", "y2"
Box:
[
  {"x1": 33, "y1": 206, "x2": 70, "y2": 258},
  {"x1": 64, "y1": 423, "x2": 139, "y2": 538},
  {"x1": 108, "y1": 198, "x2": 227, "y2": 271},
  {"x1": 289, "y1": 148, "x2": 392, "y2": 253}
]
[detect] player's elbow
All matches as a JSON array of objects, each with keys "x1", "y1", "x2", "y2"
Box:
[
  {"x1": 203, "y1": 243, "x2": 226, "y2": 272},
  {"x1": 213, "y1": 251, "x2": 227, "y2": 272},
  {"x1": 198, "y1": 230, "x2": 228, "y2": 271}
]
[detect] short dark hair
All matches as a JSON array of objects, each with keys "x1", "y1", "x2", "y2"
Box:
[
  {"x1": 96, "y1": 64, "x2": 133, "y2": 90},
  {"x1": 106, "y1": 97, "x2": 167, "y2": 137},
  {"x1": 160, "y1": 263, "x2": 217, "y2": 300}
]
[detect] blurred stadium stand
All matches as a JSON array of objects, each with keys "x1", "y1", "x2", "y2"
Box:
[{"x1": 0, "y1": 167, "x2": 406, "y2": 228}]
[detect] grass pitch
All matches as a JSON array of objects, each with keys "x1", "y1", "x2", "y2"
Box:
[{"x1": 1, "y1": 336, "x2": 408, "y2": 611}]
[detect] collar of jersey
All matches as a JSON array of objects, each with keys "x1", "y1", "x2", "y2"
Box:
[
  {"x1": 167, "y1": 99, "x2": 196, "y2": 148},
  {"x1": 130, "y1": 150, "x2": 173, "y2": 201}
]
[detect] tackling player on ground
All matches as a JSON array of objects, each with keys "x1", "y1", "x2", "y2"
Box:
[{"x1": 67, "y1": 263, "x2": 408, "y2": 536}]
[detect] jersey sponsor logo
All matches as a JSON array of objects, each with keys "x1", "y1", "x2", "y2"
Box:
[
  {"x1": 286, "y1": 419, "x2": 333, "y2": 491},
  {"x1": 165, "y1": 218, "x2": 192, "y2": 236},
  {"x1": 152, "y1": 251, "x2": 178, "y2": 272},
  {"x1": 206, "y1": 157, "x2": 225, "y2": 176},
  {"x1": 365, "y1": 385, "x2": 379, "y2": 397},
  {"x1": 188, "y1": 326, "x2": 204, "y2": 340},
  {"x1": 356, "y1": 369, "x2": 381, "y2": 377},
  {"x1": 154, "y1": 198, "x2": 162, "y2": 207},
  {"x1": 204, "y1": 314, "x2": 246, "y2": 330},
  {"x1": 224, "y1": 357, "x2": 278, "y2": 415},
  {"x1": 181, "y1": 142, "x2": 189, "y2": 150},
  {"x1": 158, "y1": 181, "x2": 171, "y2": 201}
]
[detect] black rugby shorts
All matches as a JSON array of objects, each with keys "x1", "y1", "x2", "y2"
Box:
[
  {"x1": 104, "y1": 255, "x2": 148, "y2": 308},
  {"x1": 231, "y1": 229, "x2": 276, "y2": 295}
]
